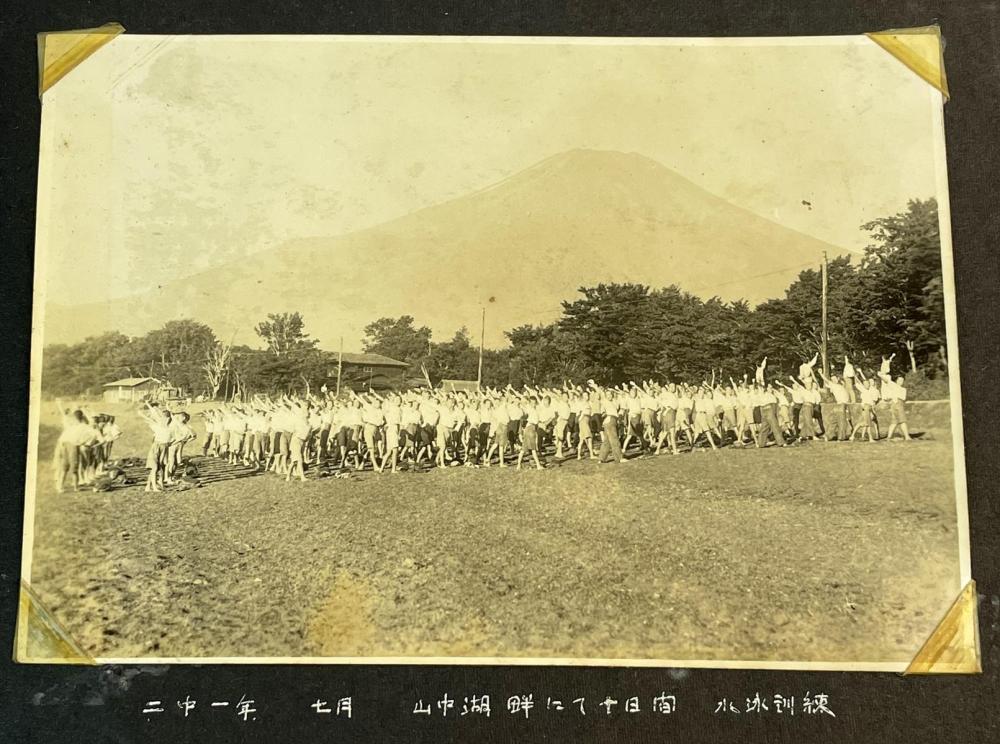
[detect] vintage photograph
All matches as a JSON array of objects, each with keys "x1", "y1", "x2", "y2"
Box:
[{"x1": 19, "y1": 33, "x2": 968, "y2": 668}]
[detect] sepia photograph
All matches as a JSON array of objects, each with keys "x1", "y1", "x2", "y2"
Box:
[{"x1": 18, "y1": 31, "x2": 969, "y2": 669}]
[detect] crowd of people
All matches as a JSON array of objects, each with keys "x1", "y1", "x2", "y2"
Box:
[
  {"x1": 52, "y1": 405, "x2": 123, "y2": 493},
  {"x1": 51, "y1": 353, "x2": 915, "y2": 492}
]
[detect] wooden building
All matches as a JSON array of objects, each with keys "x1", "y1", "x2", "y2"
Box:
[
  {"x1": 331, "y1": 353, "x2": 409, "y2": 392},
  {"x1": 102, "y1": 377, "x2": 162, "y2": 403}
]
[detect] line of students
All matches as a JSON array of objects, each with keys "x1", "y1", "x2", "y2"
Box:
[
  {"x1": 50, "y1": 354, "x2": 915, "y2": 492},
  {"x1": 189, "y1": 354, "x2": 913, "y2": 479},
  {"x1": 136, "y1": 403, "x2": 198, "y2": 492}
]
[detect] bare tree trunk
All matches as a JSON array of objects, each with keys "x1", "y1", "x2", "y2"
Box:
[
  {"x1": 203, "y1": 341, "x2": 233, "y2": 399},
  {"x1": 905, "y1": 339, "x2": 918, "y2": 374}
]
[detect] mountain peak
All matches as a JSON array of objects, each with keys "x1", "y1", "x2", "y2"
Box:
[
  {"x1": 531, "y1": 147, "x2": 668, "y2": 173},
  {"x1": 44, "y1": 149, "x2": 843, "y2": 348}
]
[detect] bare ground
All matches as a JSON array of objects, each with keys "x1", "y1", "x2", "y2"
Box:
[{"x1": 25, "y1": 403, "x2": 962, "y2": 663}]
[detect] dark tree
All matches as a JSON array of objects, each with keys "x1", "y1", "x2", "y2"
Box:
[{"x1": 362, "y1": 315, "x2": 433, "y2": 366}]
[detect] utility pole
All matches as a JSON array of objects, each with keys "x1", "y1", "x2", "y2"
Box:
[
  {"x1": 336, "y1": 336, "x2": 344, "y2": 397},
  {"x1": 821, "y1": 251, "x2": 829, "y2": 377},
  {"x1": 477, "y1": 306, "x2": 486, "y2": 390}
]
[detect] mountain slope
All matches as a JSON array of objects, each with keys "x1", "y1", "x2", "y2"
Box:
[{"x1": 44, "y1": 149, "x2": 842, "y2": 348}]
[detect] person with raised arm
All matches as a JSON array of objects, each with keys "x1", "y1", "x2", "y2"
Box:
[
  {"x1": 818, "y1": 368, "x2": 851, "y2": 442},
  {"x1": 551, "y1": 391, "x2": 572, "y2": 459},
  {"x1": 773, "y1": 383, "x2": 794, "y2": 440},
  {"x1": 53, "y1": 399, "x2": 85, "y2": 493},
  {"x1": 350, "y1": 389, "x2": 384, "y2": 472},
  {"x1": 798, "y1": 352, "x2": 819, "y2": 384},
  {"x1": 734, "y1": 377, "x2": 755, "y2": 447},
  {"x1": 653, "y1": 382, "x2": 679, "y2": 456},
  {"x1": 574, "y1": 388, "x2": 597, "y2": 460},
  {"x1": 716, "y1": 381, "x2": 739, "y2": 447},
  {"x1": 755, "y1": 356, "x2": 768, "y2": 387},
  {"x1": 879, "y1": 353, "x2": 896, "y2": 377},
  {"x1": 851, "y1": 370, "x2": 881, "y2": 442},
  {"x1": 596, "y1": 385, "x2": 626, "y2": 464},
  {"x1": 435, "y1": 396, "x2": 457, "y2": 468},
  {"x1": 416, "y1": 391, "x2": 438, "y2": 466},
  {"x1": 166, "y1": 411, "x2": 197, "y2": 482},
  {"x1": 774, "y1": 379, "x2": 800, "y2": 440},
  {"x1": 879, "y1": 370, "x2": 913, "y2": 441},
  {"x1": 485, "y1": 392, "x2": 511, "y2": 467},
  {"x1": 398, "y1": 398, "x2": 421, "y2": 466},
  {"x1": 755, "y1": 383, "x2": 786, "y2": 448},
  {"x1": 690, "y1": 388, "x2": 720, "y2": 451},
  {"x1": 843, "y1": 355, "x2": 857, "y2": 403},
  {"x1": 223, "y1": 404, "x2": 246, "y2": 466},
  {"x1": 675, "y1": 384, "x2": 695, "y2": 451},
  {"x1": 201, "y1": 409, "x2": 217, "y2": 457},
  {"x1": 791, "y1": 376, "x2": 816, "y2": 441},
  {"x1": 286, "y1": 399, "x2": 312, "y2": 482},
  {"x1": 137, "y1": 402, "x2": 172, "y2": 492},
  {"x1": 515, "y1": 395, "x2": 545, "y2": 471},
  {"x1": 621, "y1": 385, "x2": 645, "y2": 456}
]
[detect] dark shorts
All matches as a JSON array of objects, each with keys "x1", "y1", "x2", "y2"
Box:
[
  {"x1": 628, "y1": 413, "x2": 642, "y2": 433},
  {"x1": 660, "y1": 408, "x2": 677, "y2": 430},
  {"x1": 522, "y1": 423, "x2": 538, "y2": 452},
  {"x1": 420, "y1": 425, "x2": 434, "y2": 446}
]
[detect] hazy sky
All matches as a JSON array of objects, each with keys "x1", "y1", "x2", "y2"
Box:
[{"x1": 39, "y1": 35, "x2": 941, "y2": 306}]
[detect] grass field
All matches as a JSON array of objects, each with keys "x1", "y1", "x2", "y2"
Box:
[{"x1": 24, "y1": 400, "x2": 962, "y2": 663}]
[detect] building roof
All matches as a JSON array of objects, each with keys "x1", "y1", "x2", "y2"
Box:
[
  {"x1": 102, "y1": 377, "x2": 161, "y2": 388},
  {"x1": 336, "y1": 352, "x2": 409, "y2": 368}
]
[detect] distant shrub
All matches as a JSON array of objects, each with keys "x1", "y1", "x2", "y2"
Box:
[{"x1": 903, "y1": 368, "x2": 950, "y2": 400}]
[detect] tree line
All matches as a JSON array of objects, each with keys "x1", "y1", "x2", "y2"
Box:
[{"x1": 42, "y1": 198, "x2": 948, "y2": 398}]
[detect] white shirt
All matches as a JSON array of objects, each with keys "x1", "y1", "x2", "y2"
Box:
[{"x1": 827, "y1": 381, "x2": 850, "y2": 404}]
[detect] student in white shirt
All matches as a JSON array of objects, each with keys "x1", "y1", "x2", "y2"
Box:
[
  {"x1": 691, "y1": 391, "x2": 720, "y2": 451},
  {"x1": 654, "y1": 384, "x2": 680, "y2": 455},
  {"x1": 552, "y1": 394, "x2": 573, "y2": 459},
  {"x1": 621, "y1": 387, "x2": 646, "y2": 456},
  {"x1": 138, "y1": 403, "x2": 172, "y2": 492},
  {"x1": 596, "y1": 388, "x2": 626, "y2": 464},
  {"x1": 53, "y1": 405, "x2": 90, "y2": 493},
  {"x1": 166, "y1": 412, "x2": 197, "y2": 482},
  {"x1": 575, "y1": 393, "x2": 596, "y2": 460},
  {"x1": 516, "y1": 401, "x2": 544, "y2": 471},
  {"x1": 799, "y1": 352, "x2": 819, "y2": 384},
  {"x1": 851, "y1": 373, "x2": 881, "y2": 442},
  {"x1": 485, "y1": 396, "x2": 511, "y2": 468},
  {"x1": 380, "y1": 394, "x2": 403, "y2": 473},
  {"x1": 819, "y1": 371, "x2": 851, "y2": 441},
  {"x1": 286, "y1": 406, "x2": 312, "y2": 482},
  {"x1": 101, "y1": 415, "x2": 122, "y2": 465},
  {"x1": 880, "y1": 373, "x2": 913, "y2": 441},
  {"x1": 794, "y1": 377, "x2": 818, "y2": 440},
  {"x1": 843, "y1": 355, "x2": 857, "y2": 403}
]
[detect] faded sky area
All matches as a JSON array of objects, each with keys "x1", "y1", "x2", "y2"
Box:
[{"x1": 38, "y1": 35, "x2": 939, "y2": 307}]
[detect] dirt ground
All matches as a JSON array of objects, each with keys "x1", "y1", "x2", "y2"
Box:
[{"x1": 25, "y1": 401, "x2": 962, "y2": 663}]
